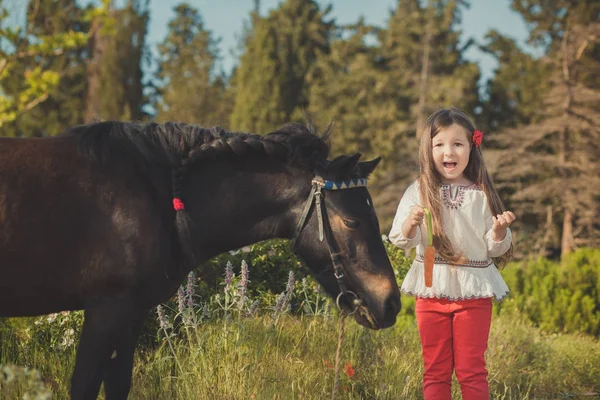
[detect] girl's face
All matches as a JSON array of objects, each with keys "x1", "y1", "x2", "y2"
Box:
[{"x1": 431, "y1": 123, "x2": 471, "y2": 184}]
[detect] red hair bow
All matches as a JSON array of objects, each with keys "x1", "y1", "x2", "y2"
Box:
[{"x1": 473, "y1": 130, "x2": 483, "y2": 148}]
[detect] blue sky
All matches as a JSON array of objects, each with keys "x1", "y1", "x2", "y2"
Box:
[{"x1": 145, "y1": 0, "x2": 539, "y2": 83}]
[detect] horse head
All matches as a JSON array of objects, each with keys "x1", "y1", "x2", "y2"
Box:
[{"x1": 290, "y1": 152, "x2": 401, "y2": 329}]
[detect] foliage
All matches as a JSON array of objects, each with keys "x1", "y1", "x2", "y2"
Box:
[
  {"x1": 1, "y1": 243, "x2": 600, "y2": 397},
  {"x1": 490, "y1": 1, "x2": 600, "y2": 258},
  {"x1": 153, "y1": 3, "x2": 229, "y2": 126},
  {"x1": 229, "y1": 0, "x2": 333, "y2": 133},
  {"x1": 478, "y1": 30, "x2": 553, "y2": 131},
  {"x1": 2, "y1": 306, "x2": 599, "y2": 398},
  {"x1": 0, "y1": 364, "x2": 52, "y2": 400},
  {"x1": 498, "y1": 247, "x2": 600, "y2": 337},
  {"x1": 0, "y1": 0, "x2": 102, "y2": 133},
  {"x1": 307, "y1": 0, "x2": 480, "y2": 230},
  {"x1": 85, "y1": 0, "x2": 150, "y2": 122},
  {"x1": 0, "y1": 0, "x2": 597, "y2": 256}
]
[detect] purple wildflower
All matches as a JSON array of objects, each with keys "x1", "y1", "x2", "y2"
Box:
[
  {"x1": 272, "y1": 271, "x2": 296, "y2": 318},
  {"x1": 225, "y1": 261, "x2": 234, "y2": 290},
  {"x1": 249, "y1": 299, "x2": 260, "y2": 316},
  {"x1": 273, "y1": 293, "x2": 286, "y2": 316},
  {"x1": 237, "y1": 260, "x2": 249, "y2": 307},
  {"x1": 286, "y1": 271, "x2": 296, "y2": 294},
  {"x1": 177, "y1": 286, "x2": 186, "y2": 316},
  {"x1": 186, "y1": 271, "x2": 195, "y2": 310},
  {"x1": 156, "y1": 305, "x2": 171, "y2": 330}
]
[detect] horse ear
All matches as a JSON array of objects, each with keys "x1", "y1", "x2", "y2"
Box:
[
  {"x1": 355, "y1": 157, "x2": 381, "y2": 178},
  {"x1": 326, "y1": 153, "x2": 362, "y2": 179},
  {"x1": 332, "y1": 153, "x2": 361, "y2": 170}
]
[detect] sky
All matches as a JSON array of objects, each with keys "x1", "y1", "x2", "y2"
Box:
[{"x1": 144, "y1": 0, "x2": 539, "y2": 84}]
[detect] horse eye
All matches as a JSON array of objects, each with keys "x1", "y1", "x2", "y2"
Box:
[{"x1": 343, "y1": 219, "x2": 359, "y2": 229}]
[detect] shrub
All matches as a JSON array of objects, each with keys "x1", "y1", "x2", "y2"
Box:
[{"x1": 498, "y1": 247, "x2": 600, "y2": 337}]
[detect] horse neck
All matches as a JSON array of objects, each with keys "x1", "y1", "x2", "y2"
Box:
[{"x1": 186, "y1": 157, "x2": 309, "y2": 257}]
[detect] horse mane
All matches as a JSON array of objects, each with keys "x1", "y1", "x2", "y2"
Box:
[
  {"x1": 66, "y1": 120, "x2": 331, "y2": 172},
  {"x1": 65, "y1": 120, "x2": 332, "y2": 274}
]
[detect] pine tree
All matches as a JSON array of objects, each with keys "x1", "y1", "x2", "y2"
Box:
[
  {"x1": 230, "y1": 0, "x2": 332, "y2": 133},
  {"x1": 306, "y1": 20, "x2": 419, "y2": 228},
  {"x1": 308, "y1": 0, "x2": 479, "y2": 229},
  {"x1": 153, "y1": 3, "x2": 228, "y2": 125},
  {"x1": 381, "y1": 0, "x2": 479, "y2": 139},
  {"x1": 478, "y1": 30, "x2": 553, "y2": 132},
  {"x1": 493, "y1": 1, "x2": 600, "y2": 258},
  {"x1": 85, "y1": 0, "x2": 149, "y2": 122}
]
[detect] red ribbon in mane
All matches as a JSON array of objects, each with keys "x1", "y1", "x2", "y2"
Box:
[{"x1": 173, "y1": 198, "x2": 185, "y2": 211}]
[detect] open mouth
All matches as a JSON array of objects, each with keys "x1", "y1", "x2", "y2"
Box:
[
  {"x1": 337, "y1": 294, "x2": 379, "y2": 329},
  {"x1": 355, "y1": 304, "x2": 380, "y2": 329},
  {"x1": 443, "y1": 162, "x2": 457, "y2": 170}
]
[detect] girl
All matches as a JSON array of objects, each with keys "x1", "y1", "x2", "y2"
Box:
[{"x1": 389, "y1": 108, "x2": 515, "y2": 400}]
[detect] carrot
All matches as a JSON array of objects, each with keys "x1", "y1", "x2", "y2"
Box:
[{"x1": 423, "y1": 207, "x2": 434, "y2": 288}]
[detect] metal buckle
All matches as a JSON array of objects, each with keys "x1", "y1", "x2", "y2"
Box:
[{"x1": 335, "y1": 290, "x2": 362, "y2": 315}]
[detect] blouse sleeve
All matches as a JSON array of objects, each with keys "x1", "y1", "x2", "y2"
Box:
[
  {"x1": 388, "y1": 182, "x2": 421, "y2": 249},
  {"x1": 482, "y1": 198, "x2": 512, "y2": 257}
]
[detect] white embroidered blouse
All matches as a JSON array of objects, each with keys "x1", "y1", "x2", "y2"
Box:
[{"x1": 388, "y1": 181, "x2": 511, "y2": 301}]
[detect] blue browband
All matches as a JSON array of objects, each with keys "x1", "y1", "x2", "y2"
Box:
[{"x1": 311, "y1": 177, "x2": 368, "y2": 190}]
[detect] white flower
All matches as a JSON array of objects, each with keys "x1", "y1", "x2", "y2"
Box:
[
  {"x1": 1, "y1": 365, "x2": 16, "y2": 383},
  {"x1": 60, "y1": 328, "x2": 75, "y2": 348}
]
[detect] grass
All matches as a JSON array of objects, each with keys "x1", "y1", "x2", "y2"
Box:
[{"x1": 2, "y1": 307, "x2": 599, "y2": 399}]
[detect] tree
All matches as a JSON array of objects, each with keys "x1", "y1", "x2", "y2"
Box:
[
  {"x1": 85, "y1": 0, "x2": 149, "y2": 122},
  {"x1": 380, "y1": 0, "x2": 479, "y2": 140},
  {"x1": 493, "y1": 1, "x2": 600, "y2": 258},
  {"x1": 306, "y1": 20, "x2": 418, "y2": 228},
  {"x1": 230, "y1": 0, "x2": 332, "y2": 133},
  {"x1": 153, "y1": 3, "x2": 228, "y2": 126},
  {"x1": 0, "y1": 0, "x2": 98, "y2": 134},
  {"x1": 307, "y1": 0, "x2": 479, "y2": 230},
  {"x1": 478, "y1": 30, "x2": 553, "y2": 132}
]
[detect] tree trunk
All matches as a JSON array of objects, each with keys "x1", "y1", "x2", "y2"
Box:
[
  {"x1": 84, "y1": 11, "x2": 111, "y2": 123},
  {"x1": 416, "y1": 1, "x2": 433, "y2": 139},
  {"x1": 561, "y1": 207, "x2": 574, "y2": 260},
  {"x1": 559, "y1": 22, "x2": 575, "y2": 261},
  {"x1": 537, "y1": 205, "x2": 553, "y2": 257}
]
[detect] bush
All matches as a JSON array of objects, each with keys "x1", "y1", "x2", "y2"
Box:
[{"x1": 498, "y1": 247, "x2": 600, "y2": 337}]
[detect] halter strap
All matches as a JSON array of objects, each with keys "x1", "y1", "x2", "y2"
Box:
[{"x1": 290, "y1": 176, "x2": 368, "y2": 308}]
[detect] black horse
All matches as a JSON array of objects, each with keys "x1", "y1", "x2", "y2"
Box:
[{"x1": 0, "y1": 120, "x2": 401, "y2": 399}]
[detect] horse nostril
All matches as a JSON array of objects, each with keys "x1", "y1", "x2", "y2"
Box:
[{"x1": 385, "y1": 293, "x2": 401, "y2": 318}]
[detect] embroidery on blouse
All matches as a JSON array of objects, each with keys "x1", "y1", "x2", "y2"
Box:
[
  {"x1": 401, "y1": 288, "x2": 508, "y2": 301},
  {"x1": 440, "y1": 183, "x2": 482, "y2": 209},
  {"x1": 415, "y1": 253, "x2": 492, "y2": 268}
]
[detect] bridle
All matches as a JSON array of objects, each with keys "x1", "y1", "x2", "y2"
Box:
[{"x1": 290, "y1": 175, "x2": 368, "y2": 315}]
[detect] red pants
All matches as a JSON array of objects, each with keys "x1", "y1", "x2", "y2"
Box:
[{"x1": 416, "y1": 297, "x2": 492, "y2": 400}]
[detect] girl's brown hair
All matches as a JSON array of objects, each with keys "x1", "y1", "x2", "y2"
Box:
[{"x1": 418, "y1": 108, "x2": 513, "y2": 267}]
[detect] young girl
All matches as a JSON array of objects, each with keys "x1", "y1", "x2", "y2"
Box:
[{"x1": 389, "y1": 108, "x2": 515, "y2": 400}]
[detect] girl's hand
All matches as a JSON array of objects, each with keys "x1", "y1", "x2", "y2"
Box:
[
  {"x1": 492, "y1": 211, "x2": 516, "y2": 241},
  {"x1": 400, "y1": 205, "x2": 425, "y2": 239},
  {"x1": 408, "y1": 205, "x2": 425, "y2": 227}
]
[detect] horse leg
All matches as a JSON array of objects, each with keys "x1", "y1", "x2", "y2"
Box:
[
  {"x1": 102, "y1": 311, "x2": 146, "y2": 400},
  {"x1": 70, "y1": 297, "x2": 136, "y2": 400}
]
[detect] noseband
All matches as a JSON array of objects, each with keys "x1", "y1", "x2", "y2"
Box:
[{"x1": 290, "y1": 176, "x2": 368, "y2": 314}]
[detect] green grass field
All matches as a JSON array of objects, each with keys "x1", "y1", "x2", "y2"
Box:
[{"x1": 2, "y1": 307, "x2": 599, "y2": 399}]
